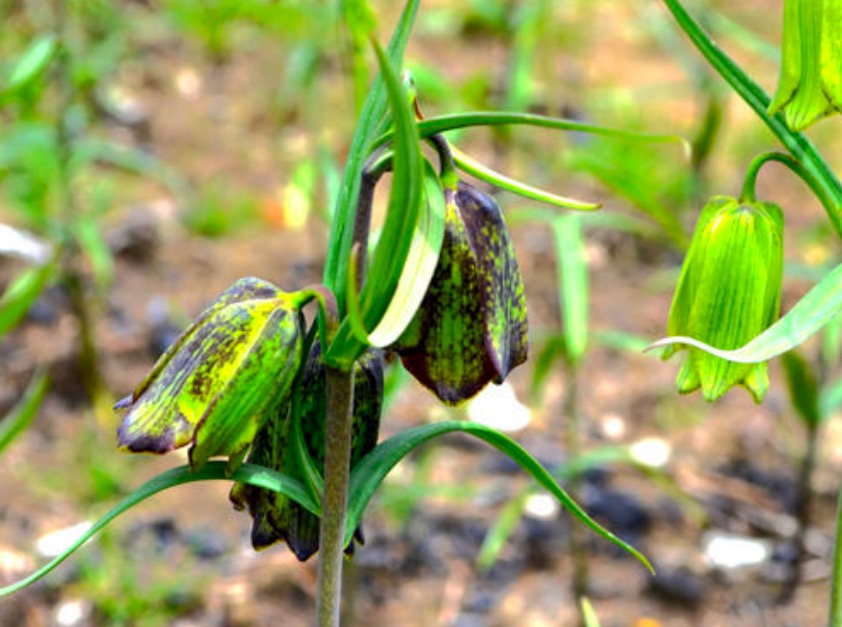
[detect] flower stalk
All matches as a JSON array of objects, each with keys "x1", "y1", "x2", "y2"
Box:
[{"x1": 316, "y1": 365, "x2": 355, "y2": 627}]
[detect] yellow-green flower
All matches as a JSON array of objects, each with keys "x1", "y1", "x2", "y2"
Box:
[
  {"x1": 116, "y1": 277, "x2": 304, "y2": 469},
  {"x1": 769, "y1": 0, "x2": 842, "y2": 131},
  {"x1": 664, "y1": 196, "x2": 784, "y2": 403}
]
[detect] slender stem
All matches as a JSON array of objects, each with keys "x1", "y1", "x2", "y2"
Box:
[
  {"x1": 54, "y1": 0, "x2": 105, "y2": 413},
  {"x1": 427, "y1": 133, "x2": 458, "y2": 189},
  {"x1": 830, "y1": 478, "x2": 842, "y2": 626},
  {"x1": 778, "y1": 422, "x2": 819, "y2": 604},
  {"x1": 316, "y1": 366, "x2": 355, "y2": 627},
  {"x1": 740, "y1": 151, "x2": 813, "y2": 204},
  {"x1": 661, "y1": 0, "x2": 842, "y2": 241},
  {"x1": 563, "y1": 364, "x2": 589, "y2": 618}
]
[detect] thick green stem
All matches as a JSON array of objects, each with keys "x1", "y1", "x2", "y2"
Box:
[{"x1": 316, "y1": 366, "x2": 355, "y2": 627}]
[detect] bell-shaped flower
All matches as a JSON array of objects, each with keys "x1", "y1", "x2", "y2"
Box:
[
  {"x1": 115, "y1": 277, "x2": 304, "y2": 469},
  {"x1": 392, "y1": 182, "x2": 528, "y2": 405},
  {"x1": 768, "y1": 0, "x2": 842, "y2": 131},
  {"x1": 229, "y1": 345, "x2": 384, "y2": 560},
  {"x1": 664, "y1": 196, "x2": 784, "y2": 402}
]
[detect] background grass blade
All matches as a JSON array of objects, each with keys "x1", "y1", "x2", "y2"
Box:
[{"x1": 0, "y1": 369, "x2": 49, "y2": 456}]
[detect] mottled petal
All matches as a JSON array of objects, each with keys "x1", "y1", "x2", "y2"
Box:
[{"x1": 394, "y1": 182, "x2": 528, "y2": 405}]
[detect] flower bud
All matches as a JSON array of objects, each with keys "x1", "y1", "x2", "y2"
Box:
[
  {"x1": 393, "y1": 182, "x2": 528, "y2": 405},
  {"x1": 769, "y1": 0, "x2": 842, "y2": 130},
  {"x1": 229, "y1": 344, "x2": 384, "y2": 560},
  {"x1": 116, "y1": 277, "x2": 304, "y2": 469},
  {"x1": 664, "y1": 196, "x2": 784, "y2": 402}
]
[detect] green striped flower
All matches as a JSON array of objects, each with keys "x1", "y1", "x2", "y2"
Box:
[
  {"x1": 769, "y1": 0, "x2": 842, "y2": 131},
  {"x1": 115, "y1": 277, "x2": 304, "y2": 469},
  {"x1": 664, "y1": 196, "x2": 784, "y2": 403}
]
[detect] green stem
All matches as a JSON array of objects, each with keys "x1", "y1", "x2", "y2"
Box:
[
  {"x1": 661, "y1": 0, "x2": 842, "y2": 241},
  {"x1": 316, "y1": 366, "x2": 355, "y2": 627},
  {"x1": 427, "y1": 133, "x2": 458, "y2": 190},
  {"x1": 739, "y1": 151, "x2": 814, "y2": 204},
  {"x1": 564, "y1": 365, "x2": 589, "y2": 618},
  {"x1": 54, "y1": 0, "x2": 105, "y2": 412},
  {"x1": 831, "y1": 478, "x2": 842, "y2": 626}
]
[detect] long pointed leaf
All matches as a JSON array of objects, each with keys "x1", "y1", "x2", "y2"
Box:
[
  {"x1": 374, "y1": 111, "x2": 689, "y2": 152},
  {"x1": 346, "y1": 421, "x2": 653, "y2": 572},
  {"x1": 648, "y1": 259, "x2": 842, "y2": 363},
  {"x1": 554, "y1": 215, "x2": 589, "y2": 366},
  {"x1": 338, "y1": 160, "x2": 445, "y2": 351},
  {"x1": 326, "y1": 40, "x2": 424, "y2": 368},
  {"x1": 0, "y1": 35, "x2": 55, "y2": 101},
  {"x1": 0, "y1": 462, "x2": 318, "y2": 597},
  {"x1": 323, "y1": 0, "x2": 420, "y2": 310},
  {"x1": 452, "y1": 146, "x2": 600, "y2": 210},
  {"x1": 0, "y1": 369, "x2": 49, "y2": 455},
  {"x1": 0, "y1": 260, "x2": 57, "y2": 337}
]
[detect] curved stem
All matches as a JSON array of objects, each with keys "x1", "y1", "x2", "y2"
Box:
[
  {"x1": 427, "y1": 133, "x2": 458, "y2": 190},
  {"x1": 352, "y1": 148, "x2": 394, "y2": 287},
  {"x1": 661, "y1": 0, "x2": 842, "y2": 241},
  {"x1": 740, "y1": 151, "x2": 817, "y2": 204}
]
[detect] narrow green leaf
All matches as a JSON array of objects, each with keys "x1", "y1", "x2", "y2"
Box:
[
  {"x1": 581, "y1": 597, "x2": 602, "y2": 627},
  {"x1": 781, "y1": 350, "x2": 822, "y2": 429},
  {"x1": 323, "y1": 0, "x2": 420, "y2": 309},
  {"x1": 74, "y1": 218, "x2": 114, "y2": 292},
  {"x1": 373, "y1": 112, "x2": 689, "y2": 152},
  {"x1": 74, "y1": 138, "x2": 193, "y2": 206},
  {"x1": 340, "y1": 159, "x2": 446, "y2": 350},
  {"x1": 0, "y1": 369, "x2": 49, "y2": 456},
  {"x1": 452, "y1": 146, "x2": 600, "y2": 211},
  {"x1": 0, "y1": 462, "x2": 318, "y2": 597},
  {"x1": 0, "y1": 35, "x2": 56, "y2": 101},
  {"x1": 647, "y1": 259, "x2": 842, "y2": 364},
  {"x1": 366, "y1": 162, "x2": 445, "y2": 347},
  {"x1": 326, "y1": 40, "x2": 425, "y2": 367},
  {"x1": 477, "y1": 444, "x2": 636, "y2": 570},
  {"x1": 346, "y1": 421, "x2": 653, "y2": 573},
  {"x1": 593, "y1": 330, "x2": 652, "y2": 353},
  {"x1": 476, "y1": 490, "x2": 530, "y2": 570},
  {"x1": 0, "y1": 260, "x2": 57, "y2": 337},
  {"x1": 554, "y1": 215, "x2": 588, "y2": 366},
  {"x1": 530, "y1": 335, "x2": 566, "y2": 404}
]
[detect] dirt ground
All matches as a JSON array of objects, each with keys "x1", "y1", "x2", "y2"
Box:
[{"x1": 2, "y1": 1, "x2": 842, "y2": 626}]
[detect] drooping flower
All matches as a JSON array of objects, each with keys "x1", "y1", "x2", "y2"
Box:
[
  {"x1": 663, "y1": 196, "x2": 784, "y2": 402},
  {"x1": 768, "y1": 0, "x2": 842, "y2": 131},
  {"x1": 229, "y1": 344, "x2": 384, "y2": 560},
  {"x1": 393, "y1": 182, "x2": 528, "y2": 405},
  {"x1": 116, "y1": 277, "x2": 304, "y2": 469}
]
